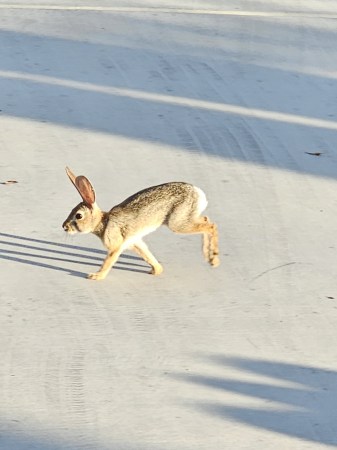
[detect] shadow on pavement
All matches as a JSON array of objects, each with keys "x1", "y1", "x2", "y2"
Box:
[
  {"x1": 0, "y1": 232, "x2": 148, "y2": 277},
  {"x1": 172, "y1": 354, "x2": 337, "y2": 446}
]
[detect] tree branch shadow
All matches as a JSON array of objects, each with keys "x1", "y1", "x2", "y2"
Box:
[
  {"x1": 1, "y1": 19, "x2": 337, "y2": 179},
  {"x1": 171, "y1": 355, "x2": 337, "y2": 446}
]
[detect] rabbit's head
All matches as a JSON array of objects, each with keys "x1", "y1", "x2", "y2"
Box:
[{"x1": 62, "y1": 167, "x2": 102, "y2": 235}]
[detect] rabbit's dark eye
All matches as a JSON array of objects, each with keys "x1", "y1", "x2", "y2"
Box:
[{"x1": 75, "y1": 213, "x2": 83, "y2": 220}]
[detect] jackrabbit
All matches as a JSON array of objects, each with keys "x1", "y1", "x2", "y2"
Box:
[{"x1": 62, "y1": 167, "x2": 219, "y2": 280}]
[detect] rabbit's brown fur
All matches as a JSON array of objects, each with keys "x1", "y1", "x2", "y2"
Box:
[{"x1": 62, "y1": 167, "x2": 219, "y2": 280}]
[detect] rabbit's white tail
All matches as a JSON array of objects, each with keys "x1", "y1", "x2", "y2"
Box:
[{"x1": 194, "y1": 186, "x2": 208, "y2": 216}]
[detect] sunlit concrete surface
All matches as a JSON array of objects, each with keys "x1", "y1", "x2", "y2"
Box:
[{"x1": 1, "y1": 1, "x2": 337, "y2": 449}]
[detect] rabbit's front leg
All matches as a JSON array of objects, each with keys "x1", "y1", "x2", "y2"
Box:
[
  {"x1": 87, "y1": 248, "x2": 122, "y2": 280},
  {"x1": 132, "y1": 240, "x2": 163, "y2": 275}
]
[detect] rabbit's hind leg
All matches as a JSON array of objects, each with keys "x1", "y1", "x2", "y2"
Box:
[
  {"x1": 197, "y1": 216, "x2": 220, "y2": 268},
  {"x1": 169, "y1": 216, "x2": 220, "y2": 268},
  {"x1": 207, "y1": 220, "x2": 220, "y2": 268}
]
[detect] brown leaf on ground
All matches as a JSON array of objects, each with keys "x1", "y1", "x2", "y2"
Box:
[
  {"x1": 305, "y1": 152, "x2": 322, "y2": 156},
  {"x1": 1, "y1": 180, "x2": 18, "y2": 185}
]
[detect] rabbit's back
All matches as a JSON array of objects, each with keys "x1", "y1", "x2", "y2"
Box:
[{"x1": 108, "y1": 182, "x2": 206, "y2": 230}]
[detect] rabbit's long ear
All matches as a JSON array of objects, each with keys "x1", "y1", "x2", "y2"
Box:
[
  {"x1": 76, "y1": 176, "x2": 96, "y2": 206},
  {"x1": 65, "y1": 166, "x2": 77, "y2": 187},
  {"x1": 65, "y1": 167, "x2": 96, "y2": 207}
]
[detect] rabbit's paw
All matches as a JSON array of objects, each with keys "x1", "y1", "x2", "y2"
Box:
[
  {"x1": 87, "y1": 271, "x2": 106, "y2": 281},
  {"x1": 150, "y1": 264, "x2": 163, "y2": 276},
  {"x1": 210, "y1": 254, "x2": 220, "y2": 268}
]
